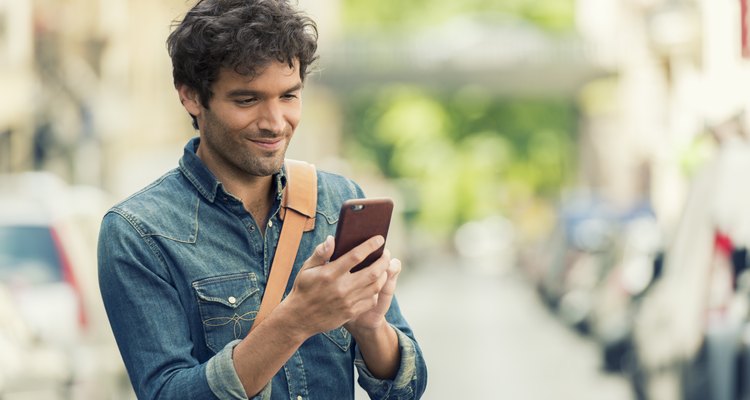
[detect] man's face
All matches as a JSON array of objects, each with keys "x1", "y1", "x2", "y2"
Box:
[{"x1": 186, "y1": 61, "x2": 303, "y2": 178}]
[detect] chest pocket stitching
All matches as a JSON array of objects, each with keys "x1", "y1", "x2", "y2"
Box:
[
  {"x1": 202, "y1": 311, "x2": 257, "y2": 342},
  {"x1": 192, "y1": 272, "x2": 261, "y2": 352}
]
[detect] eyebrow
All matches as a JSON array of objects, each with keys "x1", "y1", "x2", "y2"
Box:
[{"x1": 226, "y1": 82, "x2": 304, "y2": 98}]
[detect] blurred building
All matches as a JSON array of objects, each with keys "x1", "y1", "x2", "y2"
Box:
[
  {"x1": 575, "y1": 0, "x2": 750, "y2": 233},
  {"x1": 9, "y1": 0, "x2": 747, "y2": 222},
  {"x1": 0, "y1": 0, "x2": 34, "y2": 173},
  {"x1": 0, "y1": 0, "x2": 346, "y2": 200},
  {"x1": 0, "y1": 0, "x2": 190, "y2": 191}
]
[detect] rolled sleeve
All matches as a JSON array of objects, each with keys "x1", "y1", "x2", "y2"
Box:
[
  {"x1": 354, "y1": 326, "x2": 419, "y2": 399},
  {"x1": 206, "y1": 340, "x2": 272, "y2": 400}
]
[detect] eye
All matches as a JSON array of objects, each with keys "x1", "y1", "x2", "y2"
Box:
[
  {"x1": 235, "y1": 98, "x2": 258, "y2": 106},
  {"x1": 282, "y1": 93, "x2": 299, "y2": 100}
]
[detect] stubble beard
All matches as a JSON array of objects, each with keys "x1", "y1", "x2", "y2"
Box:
[{"x1": 201, "y1": 111, "x2": 289, "y2": 178}]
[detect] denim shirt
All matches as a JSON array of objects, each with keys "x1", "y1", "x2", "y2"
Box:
[{"x1": 98, "y1": 138, "x2": 427, "y2": 400}]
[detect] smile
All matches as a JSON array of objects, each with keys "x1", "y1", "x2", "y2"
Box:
[{"x1": 250, "y1": 138, "x2": 284, "y2": 151}]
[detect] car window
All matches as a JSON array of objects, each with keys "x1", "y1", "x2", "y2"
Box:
[{"x1": 0, "y1": 226, "x2": 63, "y2": 285}]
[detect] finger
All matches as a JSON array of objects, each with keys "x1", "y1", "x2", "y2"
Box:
[
  {"x1": 350, "y1": 273, "x2": 387, "y2": 309},
  {"x1": 348, "y1": 248, "x2": 390, "y2": 285},
  {"x1": 329, "y1": 235, "x2": 385, "y2": 274},
  {"x1": 386, "y1": 257, "x2": 401, "y2": 279},
  {"x1": 353, "y1": 260, "x2": 389, "y2": 298},
  {"x1": 350, "y1": 294, "x2": 380, "y2": 316},
  {"x1": 342, "y1": 257, "x2": 388, "y2": 302},
  {"x1": 301, "y1": 235, "x2": 334, "y2": 270},
  {"x1": 349, "y1": 256, "x2": 399, "y2": 302},
  {"x1": 380, "y1": 258, "x2": 401, "y2": 295}
]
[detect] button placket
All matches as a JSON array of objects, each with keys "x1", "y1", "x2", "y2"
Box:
[{"x1": 283, "y1": 351, "x2": 309, "y2": 400}]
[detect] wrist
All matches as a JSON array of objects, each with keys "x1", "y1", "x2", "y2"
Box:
[
  {"x1": 265, "y1": 296, "x2": 314, "y2": 343},
  {"x1": 350, "y1": 322, "x2": 400, "y2": 380},
  {"x1": 347, "y1": 317, "x2": 389, "y2": 340}
]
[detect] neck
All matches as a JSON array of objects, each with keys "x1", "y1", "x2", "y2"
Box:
[
  {"x1": 223, "y1": 173, "x2": 276, "y2": 234},
  {"x1": 196, "y1": 148, "x2": 277, "y2": 231},
  {"x1": 229, "y1": 177, "x2": 276, "y2": 234}
]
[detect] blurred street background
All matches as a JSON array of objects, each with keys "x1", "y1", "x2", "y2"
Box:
[{"x1": 3, "y1": 0, "x2": 750, "y2": 399}]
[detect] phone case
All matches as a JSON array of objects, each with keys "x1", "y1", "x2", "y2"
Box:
[{"x1": 330, "y1": 198, "x2": 393, "y2": 272}]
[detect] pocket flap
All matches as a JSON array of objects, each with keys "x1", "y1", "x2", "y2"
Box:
[
  {"x1": 192, "y1": 273, "x2": 260, "y2": 309},
  {"x1": 323, "y1": 327, "x2": 352, "y2": 352}
]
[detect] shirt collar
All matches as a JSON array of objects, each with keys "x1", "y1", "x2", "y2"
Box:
[{"x1": 178, "y1": 137, "x2": 287, "y2": 203}]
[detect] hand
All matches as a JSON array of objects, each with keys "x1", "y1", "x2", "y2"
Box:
[
  {"x1": 345, "y1": 255, "x2": 401, "y2": 334},
  {"x1": 282, "y1": 235, "x2": 391, "y2": 338}
]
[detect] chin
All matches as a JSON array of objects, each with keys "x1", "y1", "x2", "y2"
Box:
[{"x1": 248, "y1": 155, "x2": 285, "y2": 176}]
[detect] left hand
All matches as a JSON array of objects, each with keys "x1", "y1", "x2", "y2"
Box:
[{"x1": 344, "y1": 253, "x2": 402, "y2": 334}]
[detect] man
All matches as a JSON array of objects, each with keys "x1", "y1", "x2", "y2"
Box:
[{"x1": 97, "y1": 0, "x2": 427, "y2": 399}]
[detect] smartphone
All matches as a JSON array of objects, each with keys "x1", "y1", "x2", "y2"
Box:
[{"x1": 330, "y1": 198, "x2": 393, "y2": 272}]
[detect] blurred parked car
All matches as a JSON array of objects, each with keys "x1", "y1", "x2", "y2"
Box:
[
  {"x1": 0, "y1": 283, "x2": 71, "y2": 397},
  {"x1": 0, "y1": 172, "x2": 132, "y2": 399},
  {"x1": 587, "y1": 215, "x2": 664, "y2": 372},
  {"x1": 536, "y1": 192, "x2": 618, "y2": 316},
  {"x1": 629, "y1": 135, "x2": 750, "y2": 400},
  {"x1": 534, "y1": 191, "x2": 662, "y2": 341}
]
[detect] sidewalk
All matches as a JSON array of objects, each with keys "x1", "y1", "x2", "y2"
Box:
[{"x1": 358, "y1": 253, "x2": 634, "y2": 400}]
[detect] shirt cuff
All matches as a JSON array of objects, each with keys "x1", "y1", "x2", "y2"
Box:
[
  {"x1": 206, "y1": 339, "x2": 272, "y2": 400},
  {"x1": 354, "y1": 325, "x2": 417, "y2": 397}
]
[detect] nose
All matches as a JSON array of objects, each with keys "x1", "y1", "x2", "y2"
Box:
[{"x1": 257, "y1": 100, "x2": 286, "y2": 134}]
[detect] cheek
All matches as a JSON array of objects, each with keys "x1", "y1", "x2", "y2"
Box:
[
  {"x1": 214, "y1": 108, "x2": 255, "y2": 132},
  {"x1": 203, "y1": 104, "x2": 238, "y2": 131},
  {"x1": 286, "y1": 105, "x2": 302, "y2": 130}
]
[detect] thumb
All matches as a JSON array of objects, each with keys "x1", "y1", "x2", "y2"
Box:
[{"x1": 303, "y1": 235, "x2": 334, "y2": 269}]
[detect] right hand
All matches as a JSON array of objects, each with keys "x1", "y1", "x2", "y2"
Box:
[{"x1": 282, "y1": 235, "x2": 392, "y2": 337}]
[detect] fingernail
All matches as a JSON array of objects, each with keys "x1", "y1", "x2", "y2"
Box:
[{"x1": 376, "y1": 235, "x2": 385, "y2": 246}]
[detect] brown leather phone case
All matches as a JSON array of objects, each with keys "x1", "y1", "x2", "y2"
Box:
[{"x1": 330, "y1": 198, "x2": 393, "y2": 272}]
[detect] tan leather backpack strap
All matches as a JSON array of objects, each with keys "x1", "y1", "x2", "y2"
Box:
[
  {"x1": 278, "y1": 159, "x2": 317, "y2": 231},
  {"x1": 252, "y1": 160, "x2": 317, "y2": 331}
]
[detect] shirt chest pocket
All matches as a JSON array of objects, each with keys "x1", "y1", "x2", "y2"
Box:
[{"x1": 192, "y1": 273, "x2": 261, "y2": 353}]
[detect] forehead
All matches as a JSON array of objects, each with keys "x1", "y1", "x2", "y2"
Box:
[{"x1": 214, "y1": 60, "x2": 300, "y2": 91}]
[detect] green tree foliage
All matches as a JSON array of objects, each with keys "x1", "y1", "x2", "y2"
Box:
[
  {"x1": 341, "y1": 0, "x2": 575, "y2": 32},
  {"x1": 337, "y1": 1, "x2": 578, "y2": 236},
  {"x1": 342, "y1": 85, "x2": 577, "y2": 235}
]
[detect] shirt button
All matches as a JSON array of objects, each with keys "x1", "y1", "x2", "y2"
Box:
[
  {"x1": 228, "y1": 296, "x2": 237, "y2": 304},
  {"x1": 268, "y1": 220, "x2": 273, "y2": 228}
]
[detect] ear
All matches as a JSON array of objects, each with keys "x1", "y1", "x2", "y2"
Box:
[{"x1": 177, "y1": 84, "x2": 203, "y2": 120}]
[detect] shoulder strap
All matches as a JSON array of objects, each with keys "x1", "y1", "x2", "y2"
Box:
[{"x1": 251, "y1": 159, "x2": 317, "y2": 331}]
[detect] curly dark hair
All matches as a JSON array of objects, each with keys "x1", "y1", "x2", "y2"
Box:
[{"x1": 167, "y1": 0, "x2": 319, "y2": 128}]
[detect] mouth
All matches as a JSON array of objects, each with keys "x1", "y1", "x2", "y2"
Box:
[{"x1": 249, "y1": 137, "x2": 284, "y2": 151}]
